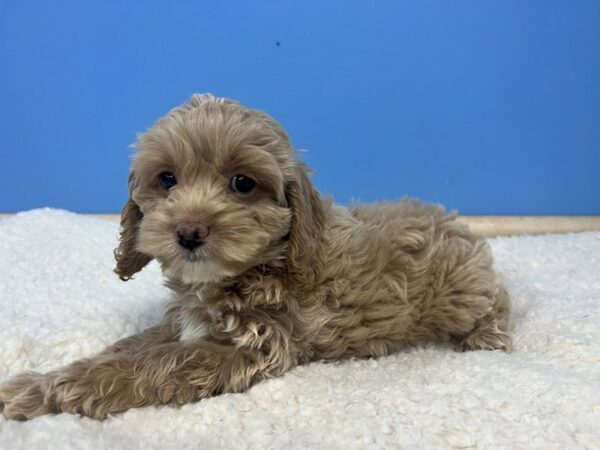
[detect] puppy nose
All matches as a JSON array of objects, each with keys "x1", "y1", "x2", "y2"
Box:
[{"x1": 176, "y1": 223, "x2": 210, "y2": 251}]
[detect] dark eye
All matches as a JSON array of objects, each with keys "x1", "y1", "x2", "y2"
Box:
[
  {"x1": 230, "y1": 174, "x2": 257, "y2": 195},
  {"x1": 159, "y1": 171, "x2": 177, "y2": 190}
]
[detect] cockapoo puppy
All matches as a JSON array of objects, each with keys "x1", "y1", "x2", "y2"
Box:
[{"x1": 0, "y1": 94, "x2": 511, "y2": 420}]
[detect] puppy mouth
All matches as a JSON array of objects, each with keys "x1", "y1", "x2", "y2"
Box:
[
  {"x1": 178, "y1": 244, "x2": 210, "y2": 262},
  {"x1": 184, "y1": 250, "x2": 207, "y2": 262}
]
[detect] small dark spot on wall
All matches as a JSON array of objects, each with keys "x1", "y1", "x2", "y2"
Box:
[{"x1": 276, "y1": 41, "x2": 281, "y2": 47}]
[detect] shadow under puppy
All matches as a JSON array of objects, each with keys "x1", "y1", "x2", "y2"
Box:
[{"x1": 0, "y1": 94, "x2": 511, "y2": 420}]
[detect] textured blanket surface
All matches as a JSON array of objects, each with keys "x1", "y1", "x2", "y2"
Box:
[{"x1": 0, "y1": 209, "x2": 599, "y2": 449}]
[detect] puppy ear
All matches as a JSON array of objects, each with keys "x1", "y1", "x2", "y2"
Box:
[
  {"x1": 285, "y1": 163, "x2": 326, "y2": 290},
  {"x1": 114, "y1": 174, "x2": 153, "y2": 281}
]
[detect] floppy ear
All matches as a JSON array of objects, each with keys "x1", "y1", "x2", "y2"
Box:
[
  {"x1": 285, "y1": 163, "x2": 326, "y2": 290},
  {"x1": 114, "y1": 175, "x2": 153, "y2": 281}
]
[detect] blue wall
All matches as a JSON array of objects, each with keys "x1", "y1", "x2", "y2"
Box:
[{"x1": 1, "y1": 0, "x2": 599, "y2": 214}]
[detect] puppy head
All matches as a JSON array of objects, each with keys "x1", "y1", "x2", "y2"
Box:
[{"x1": 114, "y1": 94, "x2": 324, "y2": 286}]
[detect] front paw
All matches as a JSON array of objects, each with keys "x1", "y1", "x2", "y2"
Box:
[{"x1": 0, "y1": 372, "x2": 57, "y2": 420}]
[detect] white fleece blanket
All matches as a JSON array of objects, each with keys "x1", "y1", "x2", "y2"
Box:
[{"x1": 0, "y1": 209, "x2": 598, "y2": 449}]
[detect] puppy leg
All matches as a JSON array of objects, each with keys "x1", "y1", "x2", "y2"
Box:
[
  {"x1": 420, "y1": 236, "x2": 512, "y2": 352},
  {"x1": 104, "y1": 324, "x2": 176, "y2": 355},
  {"x1": 0, "y1": 319, "x2": 179, "y2": 421},
  {"x1": 104, "y1": 304, "x2": 182, "y2": 355},
  {"x1": 0, "y1": 305, "x2": 184, "y2": 420},
  {"x1": 456, "y1": 285, "x2": 512, "y2": 352},
  {"x1": 0, "y1": 328, "x2": 155, "y2": 420},
  {"x1": 1, "y1": 340, "x2": 281, "y2": 420}
]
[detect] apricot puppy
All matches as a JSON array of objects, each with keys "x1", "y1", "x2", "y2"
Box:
[{"x1": 0, "y1": 95, "x2": 511, "y2": 420}]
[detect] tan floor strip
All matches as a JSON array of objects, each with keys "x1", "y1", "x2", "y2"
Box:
[
  {"x1": 457, "y1": 216, "x2": 600, "y2": 237},
  {"x1": 1, "y1": 214, "x2": 600, "y2": 237}
]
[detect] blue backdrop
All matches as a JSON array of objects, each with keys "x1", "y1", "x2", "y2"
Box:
[{"x1": 1, "y1": 0, "x2": 599, "y2": 214}]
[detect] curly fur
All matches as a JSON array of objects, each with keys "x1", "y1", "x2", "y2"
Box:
[{"x1": 0, "y1": 94, "x2": 511, "y2": 420}]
